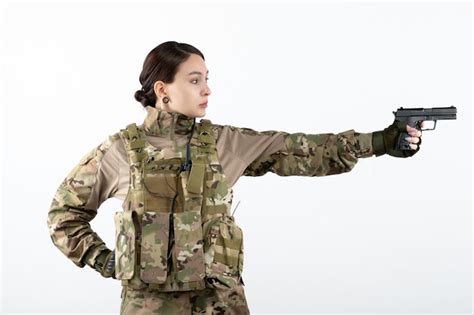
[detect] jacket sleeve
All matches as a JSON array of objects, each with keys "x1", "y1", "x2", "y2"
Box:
[
  {"x1": 46, "y1": 132, "x2": 121, "y2": 269},
  {"x1": 241, "y1": 128, "x2": 374, "y2": 177}
]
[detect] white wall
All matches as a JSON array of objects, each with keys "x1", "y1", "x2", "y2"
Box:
[{"x1": 0, "y1": 1, "x2": 471, "y2": 314}]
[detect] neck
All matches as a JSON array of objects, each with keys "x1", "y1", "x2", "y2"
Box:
[{"x1": 141, "y1": 106, "x2": 196, "y2": 138}]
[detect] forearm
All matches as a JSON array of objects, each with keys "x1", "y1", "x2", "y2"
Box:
[
  {"x1": 47, "y1": 199, "x2": 108, "y2": 268},
  {"x1": 270, "y1": 130, "x2": 374, "y2": 176}
]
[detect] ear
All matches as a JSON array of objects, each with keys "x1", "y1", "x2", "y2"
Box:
[{"x1": 153, "y1": 81, "x2": 167, "y2": 98}]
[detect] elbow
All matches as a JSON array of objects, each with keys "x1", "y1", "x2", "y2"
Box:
[
  {"x1": 336, "y1": 152, "x2": 358, "y2": 174},
  {"x1": 323, "y1": 159, "x2": 356, "y2": 176}
]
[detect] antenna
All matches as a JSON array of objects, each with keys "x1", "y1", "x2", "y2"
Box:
[{"x1": 231, "y1": 200, "x2": 241, "y2": 216}]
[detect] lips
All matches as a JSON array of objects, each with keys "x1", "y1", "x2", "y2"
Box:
[{"x1": 199, "y1": 102, "x2": 208, "y2": 107}]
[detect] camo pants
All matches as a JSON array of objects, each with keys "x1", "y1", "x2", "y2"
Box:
[{"x1": 119, "y1": 283, "x2": 250, "y2": 314}]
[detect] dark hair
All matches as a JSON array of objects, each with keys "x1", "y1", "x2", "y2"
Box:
[{"x1": 134, "y1": 41, "x2": 205, "y2": 108}]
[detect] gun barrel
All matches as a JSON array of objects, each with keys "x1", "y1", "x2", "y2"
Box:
[{"x1": 393, "y1": 106, "x2": 457, "y2": 120}]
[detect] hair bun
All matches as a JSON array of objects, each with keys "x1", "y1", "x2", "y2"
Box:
[{"x1": 134, "y1": 89, "x2": 150, "y2": 107}]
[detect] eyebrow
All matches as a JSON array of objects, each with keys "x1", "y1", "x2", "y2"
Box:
[{"x1": 188, "y1": 70, "x2": 209, "y2": 76}]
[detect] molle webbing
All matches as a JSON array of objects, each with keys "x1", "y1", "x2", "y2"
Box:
[{"x1": 122, "y1": 123, "x2": 146, "y2": 164}]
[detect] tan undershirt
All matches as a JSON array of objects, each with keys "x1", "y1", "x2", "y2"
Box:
[{"x1": 85, "y1": 125, "x2": 286, "y2": 210}]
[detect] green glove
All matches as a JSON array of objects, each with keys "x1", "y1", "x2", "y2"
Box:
[
  {"x1": 372, "y1": 120, "x2": 422, "y2": 158},
  {"x1": 94, "y1": 249, "x2": 116, "y2": 279}
]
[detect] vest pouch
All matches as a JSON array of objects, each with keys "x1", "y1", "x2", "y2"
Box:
[
  {"x1": 143, "y1": 160, "x2": 181, "y2": 212},
  {"x1": 202, "y1": 214, "x2": 244, "y2": 289},
  {"x1": 173, "y1": 209, "x2": 206, "y2": 283},
  {"x1": 114, "y1": 211, "x2": 137, "y2": 280},
  {"x1": 139, "y1": 211, "x2": 170, "y2": 284}
]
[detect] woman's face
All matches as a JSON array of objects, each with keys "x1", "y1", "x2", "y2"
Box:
[{"x1": 154, "y1": 53, "x2": 211, "y2": 118}]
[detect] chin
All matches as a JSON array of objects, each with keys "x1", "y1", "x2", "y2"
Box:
[{"x1": 195, "y1": 110, "x2": 206, "y2": 118}]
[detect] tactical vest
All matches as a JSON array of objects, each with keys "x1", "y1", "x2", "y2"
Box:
[{"x1": 113, "y1": 119, "x2": 244, "y2": 292}]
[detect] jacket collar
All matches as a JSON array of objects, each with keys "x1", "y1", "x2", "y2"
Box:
[{"x1": 141, "y1": 106, "x2": 196, "y2": 138}]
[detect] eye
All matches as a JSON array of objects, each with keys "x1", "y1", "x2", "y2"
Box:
[{"x1": 191, "y1": 78, "x2": 209, "y2": 84}]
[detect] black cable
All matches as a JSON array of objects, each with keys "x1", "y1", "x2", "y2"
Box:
[{"x1": 166, "y1": 118, "x2": 196, "y2": 272}]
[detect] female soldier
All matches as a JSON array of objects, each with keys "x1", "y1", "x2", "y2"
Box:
[{"x1": 47, "y1": 41, "x2": 422, "y2": 314}]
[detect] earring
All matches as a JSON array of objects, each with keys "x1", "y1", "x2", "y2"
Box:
[{"x1": 163, "y1": 96, "x2": 170, "y2": 104}]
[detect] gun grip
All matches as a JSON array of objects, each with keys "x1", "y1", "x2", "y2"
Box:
[
  {"x1": 396, "y1": 132, "x2": 413, "y2": 150},
  {"x1": 395, "y1": 121, "x2": 420, "y2": 151}
]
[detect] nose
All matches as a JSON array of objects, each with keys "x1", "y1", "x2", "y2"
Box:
[{"x1": 204, "y1": 84, "x2": 211, "y2": 96}]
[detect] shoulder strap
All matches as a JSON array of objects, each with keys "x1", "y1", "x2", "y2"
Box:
[
  {"x1": 196, "y1": 119, "x2": 215, "y2": 152},
  {"x1": 119, "y1": 123, "x2": 147, "y2": 165},
  {"x1": 186, "y1": 119, "x2": 216, "y2": 194}
]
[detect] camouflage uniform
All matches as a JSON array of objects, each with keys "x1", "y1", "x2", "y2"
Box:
[
  {"x1": 47, "y1": 106, "x2": 374, "y2": 314},
  {"x1": 119, "y1": 283, "x2": 249, "y2": 314}
]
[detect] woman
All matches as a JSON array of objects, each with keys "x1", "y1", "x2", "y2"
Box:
[{"x1": 47, "y1": 41, "x2": 422, "y2": 314}]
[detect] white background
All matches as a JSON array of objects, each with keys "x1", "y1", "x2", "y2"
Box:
[{"x1": 0, "y1": 1, "x2": 472, "y2": 314}]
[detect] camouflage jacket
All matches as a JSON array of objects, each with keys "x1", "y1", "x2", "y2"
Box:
[{"x1": 47, "y1": 106, "x2": 374, "y2": 271}]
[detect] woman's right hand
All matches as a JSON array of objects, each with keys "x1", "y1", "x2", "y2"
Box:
[{"x1": 372, "y1": 121, "x2": 423, "y2": 158}]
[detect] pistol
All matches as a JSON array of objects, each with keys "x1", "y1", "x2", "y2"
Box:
[{"x1": 393, "y1": 106, "x2": 457, "y2": 150}]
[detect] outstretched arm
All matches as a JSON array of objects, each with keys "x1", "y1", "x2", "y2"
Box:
[
  {"x1": 216, "y1": 121, "x2": 422, "y2": 180},
  {"x1": 243, "y1": 128, "x2": 373, "y2": 177}
]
